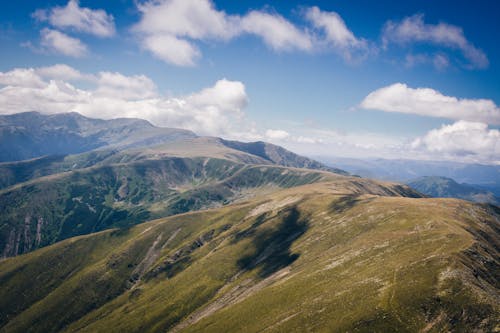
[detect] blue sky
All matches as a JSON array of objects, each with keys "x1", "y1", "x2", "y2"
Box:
[{"x1": 0, "y1": 0, "x2": 499, "y2": 163}]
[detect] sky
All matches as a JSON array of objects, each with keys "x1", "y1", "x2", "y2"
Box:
[{"x1": 0, "y1": 0, "x2": 499, "y2": 164}]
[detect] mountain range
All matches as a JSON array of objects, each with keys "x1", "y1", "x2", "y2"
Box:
[
  {"x1": 0, "y1": 112, "x2": 498, "y2": 332},
  {"x1": 407, "y1": 176, "x2": 499, "y2": 205},
  {"x1": 320, "y1": 156, "x2": 500, "y2": 188},
  {"x1": 0, "y1": 112, "x2": 345, "y2": 258}
]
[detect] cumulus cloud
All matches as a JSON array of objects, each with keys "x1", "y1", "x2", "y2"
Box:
[
  {"x1": 133, "y1": 0, "x2": 238, "y2": 66},
  {"x1": 240, "y1": 11, "x2": 312, "y2": 51},
  {"x1": 0, "y1": 68, "x2": 46, "y2": 88},
  {"x1": 134, "y1": 0, "x2": 236, "y2": 40},
  {"x1": 361, "y1": 83, "x2": 500, "y2": 124},
  {"x1": 0, "y1": 65, "x2": 249, "y2": 137},
  {"x1": 140, "y1": 34, "x2": 201, "y2": 67},
  {"x1": 382, "y1": 14, "x2": 488, "y2": 69},
  {"x1": 411, "y1": 121, "x2": 500, "y2": 163},
  {"x1": 33, "y1": 0, "x2": 115, "y2": 37},
  {"x1": 265, "y1": 129, "x2": 290, "y2": 140},
  {"x1": 133, "y1": 0, "x2": 311, "y2": 65},
  {"x1": 132, "y1": 0, "x2": 365, "y2": 66},
  {"x1": 305, "y1": 6, "x2": 369, "y2": 61},
  {"x1": 40, "y1": 28, "x2": 88, "y2": 57},
  {"x1": 36, "y1": 64, "x2": 88, "y2": 81},
  {"x1": 94, "y1": 72, "x2": 158, "y2": 100}
]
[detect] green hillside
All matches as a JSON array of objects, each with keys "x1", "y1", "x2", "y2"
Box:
[
  {"x1": 0, "y1": 180, "x2": 497, "y2": 332},
  {"x1": 0, "y1": 156, "x2": 330, "y2": 257}
]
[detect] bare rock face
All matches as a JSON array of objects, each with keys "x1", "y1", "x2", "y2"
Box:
[{"x1": 35, "y1": 217, "x2": 43, "y2": 247}]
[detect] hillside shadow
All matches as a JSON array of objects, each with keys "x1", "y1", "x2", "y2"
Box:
[
  {"x1": 329, "y1": 195, "x2": 361, "y2": 214},
  {"x1": 231, "y1": 213, "x2": 268, "y2": 244},
  {"x1": 237, "y1": 207, "x2": 308, "y2": 278}
]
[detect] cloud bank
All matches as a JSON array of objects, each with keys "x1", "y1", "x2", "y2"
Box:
[
  {"x1": 2, "y1": 65, "x2": 498, "y2": 164},
  {"x1": 0, "y1": 65, "x2": 249, "y2": 137},
  {"x1": 412, "y1": 121, "x2": 500, "y2": 163}
]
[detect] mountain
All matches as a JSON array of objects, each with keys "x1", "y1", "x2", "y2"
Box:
[
  {"x1": 318, "y1": 156, "x2": 500, "y2": 187},
  {"x1": 0, "y1": 112, "x2": 342, "y2": 175},
  {"x1": 220, "y1": 139, "x2": 347, "y2": 175},
  {"x1": 0, "y1": 181, "x2": 497, "y2": 332},
  {"x1": 0, "y1": 111, "x2": 197, "y2": 162},
  {"x1": 0, "y1": 111, "x2": 498, "y2": 332},
  {"x1": 0, "y1": 156, "x2": 331, "y2": 257},
  {"x1": 0, "y1": 112, "x2": 348, "y2": 258},
  {"x1": 407, "y1": 176, "x2": 499, "y2": 205}
]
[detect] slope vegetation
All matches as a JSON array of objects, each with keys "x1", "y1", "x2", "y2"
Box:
[
  {"x1": 0, "y1": 156, "x2": 328, "y2": 257},
  {"x1": 0, "y1": 179, "x2": 497, "y2": 332}
]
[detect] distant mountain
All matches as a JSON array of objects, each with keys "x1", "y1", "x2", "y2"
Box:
[
  {"x1": 221, "y1": 139, "x2": 348, "y2": 175},
  {"x1": 0, "y1": 111, "x2": 196, "y2": 162},
  {"x1": 407, "y1": 176, "x2": 499, "y2": 205},
  {"x1": 0, "y1": 112, "x2": 343, "y2": 175},
  {"x1": 318, "y1": 156, "x2": 500, "y2": 189}
]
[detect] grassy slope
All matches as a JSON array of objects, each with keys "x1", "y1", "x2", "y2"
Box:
[
  {"x1": 0, "y1": 138, "x2": 267, "y2": 190},
  {"x1": 0, "y1": 179, "x2": 497, "y2": 332},
  {"x1": 0, "y1": 155, "x2": 329, "y2": 257},
  {"x1": 0, "y1": 136, "x2": 334, "y2": 191}
]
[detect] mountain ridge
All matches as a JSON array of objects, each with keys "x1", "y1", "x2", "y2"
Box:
[
  {"x1": 0, "y1": 112, "x2": 350, "y2": 258},
  {"x1": 0, "y1": 111, "x2": 196, "y2": 162},
  {"x1": 407, "y1": 176, "x2": 499, "y2": 205}
]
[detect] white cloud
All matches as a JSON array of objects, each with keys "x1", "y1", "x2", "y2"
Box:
[
  {"x1": 132, "y1": 0, "x2": 365, "y2": 66},
  {"x1": 0, "y1": 65, "x2": 249, "y2": 137},
  {"x1": 94, "y1": 72, "x2": 158, "y2": 100},
  {"x1": 240, "y1": 11, "x2": 312, "y2": 51},
  {"x1": 305, "y1": 6, "x2": 369, "y2": 61},
  {"x1": 267, "y1": 120, "x2": 499, "y2": 164},
  {"x1": 40, "y1": 28, "x2": 88, "y2": 57},
  {"x1": 0, "y1": 68, "x2": 46, "y2": 88},
  {"x1": 382, "y1": 14, "x2": 488, "y2": 69},
  {"x1": 133, "y1": 0, "x2": 312, "y2": 65},
  {"x1": 433, "y1": 53, "x2": 450, "y2": 70},
  {"x1": 33, "y1": 0, "x2": 115, "y2": 37},
  {"x1": 265, "y1": 129, "x2": 290, "y2": 140},
  {"x1": 295, "y1": 136, "x2": 323, "y2": 144},
  {"x1": 134, "y1": 0, "x2": 236, "y2": 40},
  {"x1": 36, "y1": 64, "x2": 87, "y2": 81},
  {"x1": 189, "y1": 79, "x2": 247, "y2": 113},
  {"x1": 404, "y1": 53, "x2": 450, "y2": 71},
  {"x1": 411, "y1": 121, "x2": 500, "y2": 163},
  {"x1": 132, "y1": 0, "x2": 237, "y2": 66},
  {"x1": 361, "y1": 83, "x2": 500, "y2": 124},
  {"x1": 140, "y1": 34, "x2": 201, "y2": 67},
  {"x1": 3, "y1": 65, "x2": 497, "y2": 164}
]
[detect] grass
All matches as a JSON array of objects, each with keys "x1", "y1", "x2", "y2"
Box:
[
  {"x1": 0, "y1": 179, "x2": 498, "y2": 332},
  {"x1": 0, "y1": 157, "x2": 328, "y2": 257}
]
